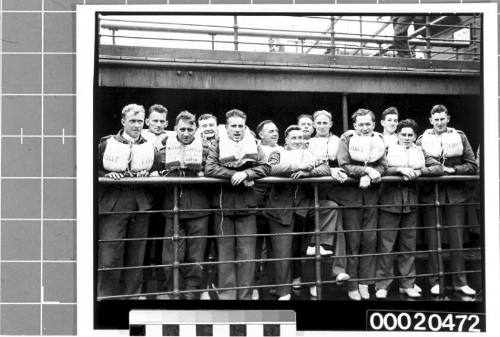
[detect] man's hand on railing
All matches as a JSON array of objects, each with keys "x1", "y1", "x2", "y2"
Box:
[
  {"x1": 291, "y1": 170, "x2": 310, "y2": 180},
  {"x1": 443, "y1": 166, "x2": 456, "y2": 175},
  {"x1": 105, "y1": 172, "x2": 124, "y2": 180},
  {"x1": 330, "y1": 167, "x2": 348, "y2": 183},
  {"x1": 365, "y1": 167, "x2": 381, "y2": 183},
  {"x1": 399, "y1": 167, "x2": 418, "y2": 181},
  {"x1": 359, "y1": 175, "x2": 371, "y2": 189},
  {"x1": 136, "y1": 170, "x2": 150, "y2": 177},
  {"x1": 149, "y1": 171, "x2": 160, "y2": 177},
  {"x1": 231, "y1": 172, "x2": 248, "y2": 186}
]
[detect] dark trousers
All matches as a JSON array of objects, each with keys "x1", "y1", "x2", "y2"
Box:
[
  {"x1": 162, "y1": 216, "x2": 209, "y2": 297},
  {"x1": 344, "y1": 203, "x2": 378, "y2": 291},
  {"x1": 422, "y1": 205, "x2": 468, "y2": 287},
  {"x1": 214, "y1": 214, "x2": 257, "y2": 300},
  {"x1": 255, "y1": 214, "x2": 272, "y2": 289},
  {"x1": 392, "y1": 16, "x2": 426, "y2": 57},
  {"x1": 376, "y1": 210, "x2": 417, "y2": 290},
  {"x1": 98, "y1": 197, "x2": 149, "y2": 298},
  {"x1": 268, "y1": 219, "x2": 294, "y2": 297}
]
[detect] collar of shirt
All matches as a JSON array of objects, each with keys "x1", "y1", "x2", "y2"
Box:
[{"x1": 122, "y1": 131, "x2": 138, "y2": 144}]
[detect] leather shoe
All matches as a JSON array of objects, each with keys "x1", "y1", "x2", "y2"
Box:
[
  {"x1": 399, "y1": 287, "x2": 421, "y2": 298},
  {"x1": 292, "y1": 276, "x2": 302, "y2": 289},
  {"x1": 375, "y1": 288, "x2": 387, "y2": 299},
  {"x1": 358, "y1": 284, "x2": 370, "y2": 300},
  {"x1": 454, "y1": 285, "x2": 476, "y2": 296},
  {"x1": 348, "y1": 290, "x2": 361, "y2": 301}
]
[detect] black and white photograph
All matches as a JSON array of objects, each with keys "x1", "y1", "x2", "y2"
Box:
[{"x1": 76, "y1": 4, "x2": 498, "y2": 334}]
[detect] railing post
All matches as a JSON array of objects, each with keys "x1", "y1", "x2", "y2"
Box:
[
  {"x1": 313, "y1": 183, "x2": 322, "y2": 300},
  {"x1": 330, "y1": 16, "x2": 336, "y2": 56},
  {"x1": 359, "y1": 16, "x2": 363, "y2": 56},
  {"x1": 342, "y1": 93, "x2": 349, "y2": 133},
  {"x1": 172, "y1": 185, "x2": 180, "y2": 299},
  {"x1": 233, "y1": 16, "x2": 239, "y2": 51},
  {"x1": 211, "y1": 33, "x2": 215, "y2": 50},
  {"x1": 433, "y1": 182, "x2": 445, "y2": 297},
  {"x1": 425, "y1": 16, "x2": 432, "y2": 59}
]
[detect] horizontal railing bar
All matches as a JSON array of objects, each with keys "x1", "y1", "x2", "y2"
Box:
[
  {"x1": 100, "y1": 22, "x2": 472, "y2": 48},
  {"x1": 98, "y1": 224, "x2": 480, "y2": 243},
  {"x1": 98, "y1": 175, "x2": 479, "y2": 185},
  {"x1": 98, "y1": 247, "x2": 481, "y2": 272}
]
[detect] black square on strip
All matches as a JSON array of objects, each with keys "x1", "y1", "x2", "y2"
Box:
[
  {"x1": 162, "y1": 324, "x2": 179, "y2": 336},
  {"x1": 230, "y1": 324, "x2": 247, "y2": 336},
  {"x1": 263, "y1": 324, "x2": 281, "y2": 336},
  {"x1": 129, "y1": 324, "x2": 145, "y2": 336},
  {"x1": 196, "y1": 324, "x2": 213, "y2": 336}
]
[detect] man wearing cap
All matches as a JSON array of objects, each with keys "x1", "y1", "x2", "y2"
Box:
[
  {"x1": 205, "y1": 109, "x2": 272, "y2": 300},
  {"x1": 98, "y1": 103, "x2": 159, "y2": 299},
  {"x1": 337, "y1": 108, "x2": 387, "y2": 301},
  {"x1": 417, "y1": 104, "x2": 478, "y2": 297}
]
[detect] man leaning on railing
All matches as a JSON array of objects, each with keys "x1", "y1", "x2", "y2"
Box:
[
  {"x1": 417, "y1": 104, "x2": 478, "y2": 297},
  {"x1": 204, "y1": 109, "x2": 272, "y2": 300},
  {"x1": 336, "y1": 108, "x2": 387, "y2": 301},
  {"x1": 155, "y1": 110, "x2": 211, "y2": 300},
  {"x1": 97, "y1": 103, "x2": 161, "y2": 300}
]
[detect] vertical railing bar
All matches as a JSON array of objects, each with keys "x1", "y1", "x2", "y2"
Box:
[
  {"x1": 173, "y1": 184, "x2": 180, "y2": 299},
  {"x1": 313, "y1": 183, "x2": 322, "y2": 300},
  {"x1": 233, "y1": 16, "x2": 239, "y2": 51},
  {"x1": 330, "y1": 16, "x2": 336, "y2": 57},
  {"x1": 359, "y1": 16, "x2": 363, "y2": 56},
  {"x1": 425, "y1": 16, "x2": 432, "y2": 59},
  {"x1": 434, "y1": 182, "x2": 445, "y2": 297},
  {"x1": 211, "y1": 33, "x2": 215, "y2": 50},
  {"x1": 342, "y1": 93, "x2": 349, "y2": 133}
]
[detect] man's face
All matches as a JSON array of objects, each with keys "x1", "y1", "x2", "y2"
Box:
[
  {"x1": 175, "y1": 119, "x2": 196, "y2": 145},
  {"x1": 429, "y1": 111, "x2": 450, "y2": 135},
  {"x1": 198, "y1": 117, "x2": 218, "y2": 140},
  {"x1": 381, "y1": 113, "x2": 398, "y2": 135},
  {"x1": 145, "y1": 111, "x2": 167, "y2": 135},
  {"x1": 397, "y1": 127, "x2": 416, "y2": 148},
  {"x1": 314, "y1": 115, "x2": 332, "y2": 138},
  {"x1": 259, "y1": 122, "x2": 279, "y2": 146},
  {"x1": 354, "y1": 114, "x2": 375, "y2": 136},
  {"x1": 286, "y1": 129, "x2": 304, "y2": 150},
  {"x1": 122, "y1": 111, "x2": 145, "y2": 139},
  {"x1": 298, "y1": 117, "x2": 314, "y2": 139},
  {"x1": 226, "y1": 116, "x2": 246, "y2": 142}
]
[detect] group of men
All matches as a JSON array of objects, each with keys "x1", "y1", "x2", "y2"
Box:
[{"x1": 97, "y1": 102, "x2": 479, "y2": 301}]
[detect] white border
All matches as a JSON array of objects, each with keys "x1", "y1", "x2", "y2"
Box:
[{"x1": 77, "y1": 4, "x2": 499, "y2": 337}]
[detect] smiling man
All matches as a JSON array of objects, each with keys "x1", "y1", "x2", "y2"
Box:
[
  {"x1": 380, "y1": 107, "x2": 399, "y2": 148},
  {"x1": 205, "y1": 109, "x2": 272, "y2": 300},
  {"x1": 417, "y1": 104, "x2": 478, "y2": 297},
  {"x1": 97, "y1": 103, "x2": 159, "y2": 299},
  {"x1": 336, "y1": 108, "x2": 387, "y2": 301},
  {"x1": 141, "y1": 104, "x2": 172, "y2": 150}
]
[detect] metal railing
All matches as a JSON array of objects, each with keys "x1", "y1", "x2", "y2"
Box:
[
  {"x1": 97, "y1": 175, "x2": 481, "y2": 301},
  {"x1": 98, "y1": 15, "x2": 481, "y2": 61}
]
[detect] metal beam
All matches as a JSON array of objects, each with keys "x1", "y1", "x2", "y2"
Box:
[{"x1": 99, "y1": 61, "x2": 479, "y2": 95}]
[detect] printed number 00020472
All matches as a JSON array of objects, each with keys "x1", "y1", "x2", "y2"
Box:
[{"x1": 367, "y1": 311, "x2": 483, "y2": 332}]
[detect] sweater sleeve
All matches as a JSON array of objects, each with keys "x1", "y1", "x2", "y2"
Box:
[
  {"x1": 244, "y1": 144, "x2": 271, "y2": 180},
  {"x1": 452, "y1": 132, "x2": 478, "y2": 175}
]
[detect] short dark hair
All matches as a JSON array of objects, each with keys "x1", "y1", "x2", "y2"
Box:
[
  {"x1": 147, "y1": 104, "x2": 168, "y2": 118},
  {"x1": 198, "y1": 113, "x2": 217, "y2": 124},
  {"x1": 396, "y1": 118, "x2": 418, "y2": 134},
  {"x1": 430, "y1": 104, "x2": 448, "y2": 116},
  {"x1": 225, "y1": 109, "x2": 246, "y2": 121},
  {"x1": 175, "y1": 110, "x2": 196, "y2": 126},
  {"x1": 297, "y1": 114, "x2": 313, "y2": 124},
  {"x1": 256, "y1": 120, "x2": 275, "y2": 137},
  {"x1": 382, "y1": 106, "x2": 399, "y2": 120},
  {"x1": 122, "y1": 104, "x2": 145, "y2": 119},
  {"x1": 352, "y1": 108, "x2": 375, "y2": 123},
  {"x1": 313, "y1": 110, "x2": 332, "y2": 121},
  {"x1": 284, "y1": 125, "x2": 302, "y2": 138}
]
